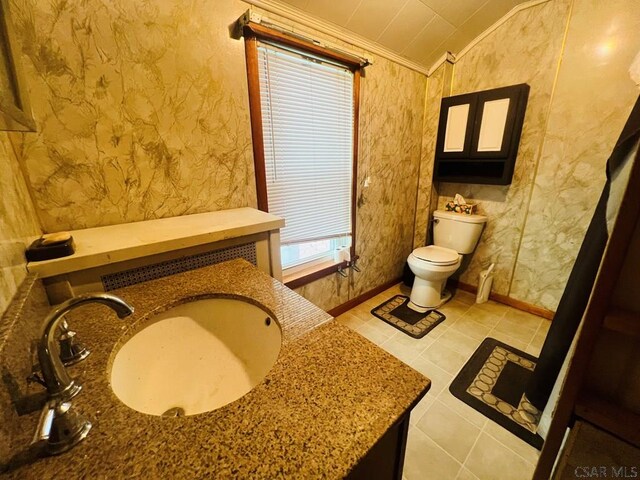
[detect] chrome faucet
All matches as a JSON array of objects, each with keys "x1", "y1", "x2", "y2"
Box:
[
  {"x1": 37, "y1": 293, "x2": 134, "y2": 401},
  {"x1": 32, "y1": 293, "x2": 134, "y2": 455}
]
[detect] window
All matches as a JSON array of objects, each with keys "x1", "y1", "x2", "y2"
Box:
[{"x1": 244, "y1": 24, "x2": 361, "y2": 287}]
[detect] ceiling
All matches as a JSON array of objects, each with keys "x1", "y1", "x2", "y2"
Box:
[{"x1": 275, "y1": 0, "x2": 529, "y2": 69}]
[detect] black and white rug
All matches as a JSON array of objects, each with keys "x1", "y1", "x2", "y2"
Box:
[
  {"x1": 449, "y1": 337, "x2": 544, "y2": 449},
  {"x1": 371, "y1": 295, "x2": 445, "y2": 339}
]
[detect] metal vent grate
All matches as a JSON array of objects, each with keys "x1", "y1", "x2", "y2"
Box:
[{"x1": 101, "y1": 243, "x2": 257, "y2": 291}]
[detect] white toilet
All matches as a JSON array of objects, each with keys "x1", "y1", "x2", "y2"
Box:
[{"x1": 408, "y1": 210, "x2": 487, "y2": 312}]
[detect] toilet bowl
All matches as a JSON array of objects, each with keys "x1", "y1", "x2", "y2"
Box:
[
  {"x1": 408, "y1": 246, "x2": 461, "y2": 311},
  {"x1": 407, "y1": 210, "x2": 487, "y2": 312}
]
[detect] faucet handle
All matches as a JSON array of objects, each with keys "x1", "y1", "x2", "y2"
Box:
[
  {"x1": 32, "y1": 399, "x2": 57, "y2": 444},
  {"x1": 58, "y1": 321, "x2": 90, "y2": 366},
  {"x1": 31, "y1": 398, "x2": 92, "y2": 455}
]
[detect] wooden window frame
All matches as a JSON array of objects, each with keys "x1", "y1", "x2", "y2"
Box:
[{"x1": 243, "y1": 23, "x2": 361, "y2": 289}]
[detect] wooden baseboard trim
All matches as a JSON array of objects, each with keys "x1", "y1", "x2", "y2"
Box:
[
  {"x1": 455, "y1": 280, "x2": 555, "y2": 320},
  {"x1": 327, "y1": 277, "x2": 402, "y2": 317}
]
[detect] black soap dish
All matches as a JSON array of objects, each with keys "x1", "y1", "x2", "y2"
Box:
[{"x1": 26, "y1": 233, "x2": 75, "y2": 262}]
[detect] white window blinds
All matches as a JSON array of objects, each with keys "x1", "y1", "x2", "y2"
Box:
[{"x1": 257, "y1": 42, "x2": 354, "y2": 246}]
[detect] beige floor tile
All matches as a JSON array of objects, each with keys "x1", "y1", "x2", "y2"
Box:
[
  {"x1": 449, "y1": 315, "x2": 493, "y2": 341},
  {"x1": 529, "y1": 331, "x2": 547, "y2": 351},
  {"x1": 425, "y1": 319, "x2": 450, "y2": 339},
  {"x1": 417, "y1": 400, "x2": 481, "y2": 463},
  {"x1": 334, "y1": 311, "x2": 367, "y2": 331},
  {"x1": 463, "y1": 306, "x2": 504, "y2": 329},
  {"x1": 536, "y1": 319, "x2": 551, "y2": 335},
  {"x1": 340, "y1": 295, "x2": 546, "y2": 480},
  {"x1": 363, "y1": 316, "x2": 399, "y2": 338},
  {"x1": 361, "y1": 295, "x2": 384, "y2": 310},
  {"x1": 452, "y1": 290, "x2": 476, "y2": 305},
  {"x1": 420, "y1": 342, "x2": 469, "y2": 375},
  {"x1": 381, "y1": 332, "x2": 434, "y2": 364},
  {"x1": 404, "y1": 427, "x2": 462, "y2": 480},
  {"x1": 380, "y1": 336, "x2": 422, "y2": 364},
  {"x1": 492, "y1": 318, "x2": 537, "y2": 345},
  {"x1": 436, "y1": 389, "x2": 488, "y2": 429},
  {"x1": 349, "y1": 305, "x2": 377, "y2": 322},
  {"x1": 437, "y1": 329, "x2": 481, "y2": 357},
  {"x1": 385, "y1": 283, "x2": 404, "y2": 294},
  {"x1": 409, "y1": 394, "x2": 435, "y2": 426},
  {"x1": 487, "y1": 329, "x2": 529, "y2": 352},
  {"x1": 438, "y1": 299, "x2": 472, "y2": 320},
  {"x1": 473, "y1": 300, "x2": 510, "y2": 318},
  {"x1": 391, "y1": 330, "x2": 436, "y2": 350},
  {"x1": 364, "y1": 294, "x2": 394, "y2": 312},
  {"x1": 483, "y1": 420, "x2": 540, "y2": 465},
  {"x1": 408, "y1": 357, "x2": 454, "y2": 397},
  {"x1": 501, "y1": 309, "x2": 543, "y2": 332},
  {"x1": 457, "y1": 467, "x2": 481, "y2": 480},
  {"x1": 525, "y1": 344, "x2": 541, "y2": 357},
  {"x1": 354, "y1": 322, "x2": 390, "y2": 345},
  {"x1": 464, "y1": 432, "x2": 535, "y2": 480}
]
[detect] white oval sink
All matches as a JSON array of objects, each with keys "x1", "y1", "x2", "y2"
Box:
[{"x1": 110, "y1": 298, "x2": 281, "y2": 416}]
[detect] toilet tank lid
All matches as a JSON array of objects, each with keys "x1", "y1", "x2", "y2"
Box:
[
  {"x1": 413, "y1": 246, "x2": 459, "y2": 264},
  {"x1": 434, "y1": 210, "x2": 487, "y2": 224}
]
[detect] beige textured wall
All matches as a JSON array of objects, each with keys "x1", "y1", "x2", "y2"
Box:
[
  {"x1": 431, "y1": 0, "x2": 640, "y2": 311},
  {"x1": 350, "y1": 58, "x2": 426, "y2": 300},
  {"x1": 5, "y1": 0, "x2": 426, "y2": 312},
  {"x1": 10, "y1": 0, "x2": 636, "y2": 315},
  {"x1": 0, "y1": 132, "x2": 41, "y2": 314},
  {"x1": 9, "y1": 0, "x2": 257, "y2": 231},
  {"x1": 437, "y1": 0, "x2": 571, "y2": 303},
  {"x1": 510, "y1": 0, "x2": 640, "y2": 309},
  {"x1": 413, "y1": 62, "x2": 452, "y2": 249}
]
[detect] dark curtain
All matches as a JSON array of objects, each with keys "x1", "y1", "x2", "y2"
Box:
[{"x1": 524, "y1": 95, "x2": 640, "y2": 410}]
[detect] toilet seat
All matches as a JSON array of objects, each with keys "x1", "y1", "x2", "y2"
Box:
[{"x1": 412, "y1": 246, "x2": 459, "y2": 265}]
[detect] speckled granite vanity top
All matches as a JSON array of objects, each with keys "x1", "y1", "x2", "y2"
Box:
[{"x1": 2, "y1": 259, "x2": 430, "y2": 479}]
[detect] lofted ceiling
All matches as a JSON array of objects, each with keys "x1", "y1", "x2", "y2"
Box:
[{"x1": 274, "y1": 0, "x2": 530, "y2": 69}]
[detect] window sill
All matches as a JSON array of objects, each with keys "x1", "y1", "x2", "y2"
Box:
[{"x1": 283, "y1": 256, "x2": 358, "y2": 289}]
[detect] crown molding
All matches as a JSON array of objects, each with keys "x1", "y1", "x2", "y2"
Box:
[{"x1": 242, "y1": 0, "x2": 430, "y2": 76}]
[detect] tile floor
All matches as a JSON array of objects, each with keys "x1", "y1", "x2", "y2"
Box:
[{"x1": 335, "y1": 283, "x2": 550, "y2": 480}]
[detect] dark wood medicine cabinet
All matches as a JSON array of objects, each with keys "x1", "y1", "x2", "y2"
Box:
[{"x1": 434, "y1": 83, "x2": 529, "y2": 185}]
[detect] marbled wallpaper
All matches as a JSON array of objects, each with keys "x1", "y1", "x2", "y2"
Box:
[
  {"x1": 9, "y1": 0, "x2": 256, "y2": 231},
  {"x1": 510, "y1": 0, "x2": 640, "y2": 309},
  {"x1": 413, "y1": 62, "x2": 450, "y2": 249},
  {"x1": 0, "y1": 132, "x2": 41, "y2": 314},
  {"x1": 351, "y1": 57, "x2": 426, "y2": 299},
  {"x1": 4, "y1": 0, "x2": 426, "y2": 312},
  {"x1": 432, "y1": 0, "x2": 640, "y2": 311},
  {"x1": 8, "y1": 0, "x2": 638, "y2": 314},
  {"x1": 437, "y1": 0, "x2": 571, "y2": 300}
]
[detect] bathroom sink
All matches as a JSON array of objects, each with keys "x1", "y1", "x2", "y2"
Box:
[{"x1": 110, "y1": 298, "x2": 281, "y2": 416}]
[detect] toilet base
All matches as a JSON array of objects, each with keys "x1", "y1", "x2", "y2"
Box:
[
  {"x1": 408, "y1": 275, "x2": 453, "y2": 312},
  {"x1": 408, "y1": 291, "x2": 452, "y2": 313}
]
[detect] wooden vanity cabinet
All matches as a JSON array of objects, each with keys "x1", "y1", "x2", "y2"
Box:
[{"x1": 347, "y1": 412, "x2": 411, "y2": 480}]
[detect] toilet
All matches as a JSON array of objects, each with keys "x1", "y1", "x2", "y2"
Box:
[{"x1": 408, "y1": 210, "x2": 487, "y2": 312}]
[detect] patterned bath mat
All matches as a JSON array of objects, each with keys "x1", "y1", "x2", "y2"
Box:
[
  {"x1": 449, "y1": 337, "x2": 543, "y2": 449},
  {"x1": 371, "y1": 295, "x2": 445, "y2": 339}
]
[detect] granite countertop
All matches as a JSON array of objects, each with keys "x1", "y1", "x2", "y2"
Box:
[{"x1": 2, "y1": 259, "x2": 430, "y2": 479}]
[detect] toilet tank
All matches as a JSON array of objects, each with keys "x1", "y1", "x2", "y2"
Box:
[{"x1": 433, "y1": 210, "x2": 487, "y2": 254}]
